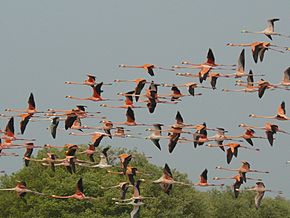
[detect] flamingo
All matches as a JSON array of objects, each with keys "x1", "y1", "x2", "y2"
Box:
[
  {"x1": 158, "y1": 84, "x2": 202, "y2": 101},
  {"x1": 101, "y1": 91, "x2": 146, "y2": 109},
  {"x1": 236, "y1": 182, "x2": 282, "y2": 209},
  {"x1": 119, "y1": 63, "x2": 174, "y2": 76},
  {"x1": 114, "y1": 78, "x2": 148, "y2": 102},
  {"x1": 213, "y1": 174, "x2": 262, "y2": 198},
  {"x1": 223, "y1": 70, "x2": 260, "y2": 93},
  {"x1": 144, "y1": 124, "x2": 165, "y2": 150},
  {"x1": 23, "y1": 145, "x2": 34, "y2": 167},
  {"x1": 108, "y1": 166, "x2": 140, "y2": 186},
  {"x1": 82, "y1": 147, "x2": 112, "y2": 168},
  {"x1": 249, "y1": 101, "x2": 290, "y2": 121},
  {"x1": 47, "y1": 105, "x2": 102, "y2": 118},
  {"x1": 239, "y1": 123, "x2": 289, "y2": 146},
  {"x1": 227, "y1": 41, "x2": 285, "y2": 63},
  {"x1": 65, "y1": 74, "x2": 112, "y2": 86},
  {"x1": 101, "y1": 181, "x2": 132, "y2": 202},
  {"x1": 69, "y1": 131, "x2": 109, "y2": 147},
  {"x1": 176, "y1": 72, "x2": 231, "y2": 90},
  {"x1": 216, "y1": 161, "x2": 269, "y2": 183},
  {"x1": 0, "y1": 148, "x2": 19, "y2": 157},
  {"x1": 24, "y1": 153, "x2": 60, "y2": 172},
  {"x1": 66, "y1": 82, "x2": 116, "y2": 102},
  {"x1": 152, "y1": 164, "x2": 192, "y2": 195},
  {"x1": 207, "y1": 143, "x2": 260, "y2": 164},
  {"x1": 241, "y1": 18, "x2": 290, "y2": 40},
  {"x1": 235, "y1": 128, "x2": 267, "y2": 146},
  {"x1": 112, "y1": 107, "x2": 152, "y2": 126},
  {"x1": 5, "y1": 93, "x2": 44, "y2": 115},
  {"x1": 114, "y1": 179, "x2": 148, "y2": 218},
  {"x1": 192, "y1": 169, "x2": 224, "y2": 187},
  {"x1": 0, "y1": 181, "x2": 44, "y2": 200},
  {"x1": 1, "y1": 117, "x2": 35, "y2": 142},
  {"x1": 51, "y1": 178, "x2": 97, "y2": 200},
  {"x1": 49, "y1": 117, "x2": 60, "y2": 139},
  {"x1": 173, "y1": 49, "x2": 236, "y2": 81}
]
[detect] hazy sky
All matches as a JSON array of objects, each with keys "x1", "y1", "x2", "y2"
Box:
[{"x1": 1, "y1": 1, "x2": 290, "y2": 198}]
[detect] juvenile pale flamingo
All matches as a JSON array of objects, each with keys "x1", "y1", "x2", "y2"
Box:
[
  {"x1": 51, "y1": 178, "x2": 97, "y2": 200},
  {"x1": 249, "y1": 101, "x2": 290, "y2": 121},
  {"x1": 119, "y1": 63, "x2": 174, "y2": 76},
  {"x1": 236, "y1": 182, "x2": 282, "y2": 209},
  {"x1": 65, "y1": 74, "x2": 112, "y2": 86},
  {"x1": 241, "y1": 18, "x2": 290, "y2": 40}
]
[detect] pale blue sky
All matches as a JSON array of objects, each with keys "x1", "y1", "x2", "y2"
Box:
[{"x1": 1, "y1": 1, "x2": 290, "y2": 198}]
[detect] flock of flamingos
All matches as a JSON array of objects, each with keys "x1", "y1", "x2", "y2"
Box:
[{"x1": 1, "y1": 18, "x2": 290, "y2": 217}]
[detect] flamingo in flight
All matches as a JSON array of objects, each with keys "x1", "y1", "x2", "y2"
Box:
[
  {"x1": 152, "y1": 164, "x2": 191, "y2": 195},
  {"x1": 226, "y1": 70, "x2": 259, "y2": 94},
  {"x1": 81, "y1": 147, "x2": 112, "y2": 168},
  {"x1": 226, "y1": 49, "x2": 265, "y2": 78},
  {"x1": 207, "y1": 143, "x2": 260, "y2": 164},
  {"x1": 227, "y1": 41, "x2": 285, "y2": 63},
  {"x1": 0, "y1": 117, "x2": 35, "y2": 143},
  {"x1": 114, "y1": 179, "x2": 149, "y2": 218},
  {"x1": 0, "y1": 147, "x2": 19, "y2": 157},
  {"x1": 65, "y1": 74, "x2": 112, "y2": 86},
  {"x1": 213, "y1": 174, "x2": 262, "y2": 198},
  {"x1": 69, "y1": 131, "x2": 109, "y2": 148},
  {"x1": 236, "y1": 182, "x2": 282, "y2": 209},
  {"x1": 113, "y1": 78, "x2": 148, "y2": 102},
  {"x1": 5, "y1": 93, "x2": 44, "y2": 115},
  {"x1": 173, "y1": 49, "x2": 235, "y2": 82},
  {"x1": 241, "y1": 18, "x2": 290, "y2": 40},
  {"x1": 158, "y1": 84, "x2": 202, "y2": 101},
  {"x1": 24, "y1": 152, "x2": 60, "y2": 172},
  {"x1": 249, "y1": 101, "x2": 290, "y2": 121},
  {"x1": 192, "y1": 169, "x2": 224, "y2": 187},
  {"x1": 66, "y1": 82, "x2": 117, "y2": 102},
  {"x1": 176, "y1": 72, "x2": 232, "y2": 90},
  {"x1": 239, "y1": 123, "x2": 289, "y2": 146},
  {"x1": 51, "y1": 178, "x2": 97, "y2": 200},
  {"x1": 47, "y1": 105, "x2": 102, "y2": 118},
  {"x1": 216, "y1": 161, "x2": 269, "y2": 183},
  {"x1": 0, "y1": 181, "x2": 44, "y2": 200},
  {"x1": 101, "y1": 181, "x2": 132, "y2": 202},
  {"x1": 119, "y1": 63, "x2": 174, "y2": 76},
  {"x1": 101, "y1": 90, "x2": 146, "y2": 109},
  {"x1": 111, "y1": 107, "x2": 152, "y2": 126}
]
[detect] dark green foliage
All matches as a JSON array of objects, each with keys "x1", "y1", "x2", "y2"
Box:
[{"x1": 0, "y1": 147, "x2": 289, "y2": 218}]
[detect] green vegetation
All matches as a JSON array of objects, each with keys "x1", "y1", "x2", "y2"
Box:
[{"x1": 0, "y1": 146, "x2": 289, "y2": 218}]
